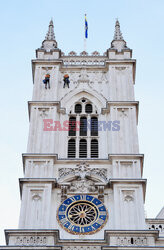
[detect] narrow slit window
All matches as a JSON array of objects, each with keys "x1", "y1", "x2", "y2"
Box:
[
  {"x1": 69, "y1": 117, "x2": 76, "y2": 136},
  {"x1": 75, "y1": 104, "x2": 82, "y2": 113},
  {"x1": 80, "y1": 117, "x2": 87, "y2": 136},
  {"x1": 91, "y1": 139, "x2": 98, "y2": 158},
  {"x1": 85, "y1": 104, "x2": 92, "y2": 113},
  {"x1": 68, "y1": 139, "x2": 76, "y2": 158},
  {"x1": 79, "y1": 139, "x2": 87, "y2": 158},
  {"x1": 91, "y1": 117, "x2": 98, "y2": 136}
]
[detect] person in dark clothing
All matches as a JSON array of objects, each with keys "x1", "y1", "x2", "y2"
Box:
[
  {"x1": 43, "y1": 73, "x2": 50, "y2": 89},
  {"x1": 63, "y1": 74, "x2": 70, "y2": 88}
]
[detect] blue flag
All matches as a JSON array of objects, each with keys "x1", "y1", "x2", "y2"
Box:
[{"x1": 85, "y1": 15, "x2": 88, "y2": 38}]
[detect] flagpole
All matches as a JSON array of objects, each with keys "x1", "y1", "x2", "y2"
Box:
[{"x1": 84, "y1": 38, "x2": 87, "y2": 52}]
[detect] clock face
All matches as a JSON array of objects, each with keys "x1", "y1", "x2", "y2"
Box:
[{"x1": 57, "y1": 195, "x2": 108, "y2": 235}]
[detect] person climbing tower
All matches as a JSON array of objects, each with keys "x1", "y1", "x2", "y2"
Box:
[
  {"x1": 63, "y1": 74, "x2": 70, "y2": 88},
  {"x1": 43, "y1": 73, "x2": 50, "y2": 89}
]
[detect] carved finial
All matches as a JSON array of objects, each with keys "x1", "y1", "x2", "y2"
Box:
[
  {"x1": 45, "y1": 19, "x2": 55, "y2": 40},
  {"x1": 41, "y1": 19, "x2": 58, "y2": 51},
  {"x1": 111, "y1": 19, "x2": 127, "y2": 52},
  {"x1": 113, "y1": 19, "x2": 124, "y2": 40}
]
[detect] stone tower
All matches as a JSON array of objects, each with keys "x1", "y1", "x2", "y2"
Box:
[{"x1": 1, "y1": 20, "x2": 164, "y2": 250}]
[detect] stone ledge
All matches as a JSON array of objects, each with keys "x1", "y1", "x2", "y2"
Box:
[
  {"x1": 5, "y1": 230, "x2": 60, "y2": 246},
  {"x1": 0, "y1": 247, "x2": 61, "y2": 250},
  {"x1": 105, "y1": 230, "x2": 159, "y2": 246},
  {"x1": 102, "y1": 247, "x2": 164, "y2": 250},
  {"x1": 4, "y1": 230, "x2": 161, "y2": 247},
  {"x1": 146, "y1": 219, "x2": 164, "y2": 236}
]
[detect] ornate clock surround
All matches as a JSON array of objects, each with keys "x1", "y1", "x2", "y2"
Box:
[{"x1": 57, "y1": 194, "x2": 108, "y2": 235}]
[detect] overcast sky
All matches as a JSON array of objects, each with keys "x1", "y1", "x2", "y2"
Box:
[{"x1": 0, "y1": 0, "x2": 164, "y2": 245}]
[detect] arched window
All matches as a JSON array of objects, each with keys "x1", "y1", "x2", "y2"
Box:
[
  {"x1": 85, "y1": 104, "x2": 92, "y2": 113},
  {"x1": 79, "y1": 139, "x2": 87, "y2": 158},
  {"x1": 91, "y1": 117, "x2": 98, "y2": 136},
  {"x1": 68, "y1": 139, "x2": 76, "y2": 158},
  {"x1": 67, "y1": 100, "x2": 100, "y2": 159},
  {"x1": 69, "y1": 117, "x2": 76, "y2": 136},
  {"x1": 75, "y1": 104, "x2": 82, "y2": 113},
  {"x1": 91, "y1": 139, "x2": 98, "y2": 158},
  {"x1": 80, "y1": 117, "x2": 87, "y2": 136}
]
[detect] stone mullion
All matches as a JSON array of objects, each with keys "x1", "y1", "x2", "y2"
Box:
[
  {"x1": 76, "y1": 137, "x2": 79, "y2": 158},
  {"x1": 88, "y1": 114, "x2": 91, "y2": 158}
]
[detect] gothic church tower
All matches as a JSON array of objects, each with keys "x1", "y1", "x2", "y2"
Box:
[{"x1": 1, "y1": 20, "x2": 164, "y2": 250}]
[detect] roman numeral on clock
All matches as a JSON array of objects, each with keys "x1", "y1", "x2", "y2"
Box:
[
  {"x1": 67, "y1": 223, "x2": 75, "y2": 231},
  {"x1": 80, "y1": 195, "x2": 86, "y2": 200},
  {"x1": 96, "y1": 218, "x2": 104, "y2": 225},
  {"x1": 80, "y1": 227, "x2": 85, "y2": 233},
  {"x1": 60, "y1": 217, "x2": 67, "y2": 225},
  {"x1": 97, "y1": 204, "x2": 104, "y2": 209},
  {"x1": 99, "y1": 211, "x2": 106, "y2": 216},
  {"x1": 69, "y1": 196, "x2": 76, "y2": 202},
  {"x1": 58, "y1": 211, "x2": 65, "y2": 215},
  {"x1": 90, "y1": 225, "x2": 96, "y2": 230}
]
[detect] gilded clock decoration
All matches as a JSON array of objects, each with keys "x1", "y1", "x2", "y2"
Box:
[{"x1": 57, "y1": 195, "x2": 108, "y2": 235}]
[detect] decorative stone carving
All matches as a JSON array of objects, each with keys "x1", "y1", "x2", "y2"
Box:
[
  {"x1": 117, "y1": 236, "x2": 147, "y2": 246},
  {"x1": 59, "y1": 162, "x2": 107, "y2": 201},
  {"x1": 76, "y1": 161, "x2": 90, "y2": 179},
  {"x1": 59, "y1": 70, "x2": 108, "y2": 87},
  {"x1": 92, "y1": 51, "x2": 100, "y2": 56},
  {"x1": 63, "y1": 247, "x2": 100, "y2": 250},
  {"x1": 122, "y1": 190, "x2": 134, "y2": 202},
  {"x1": 147, "y1": 223, "x2": 164, "y2": 232},
  {"x1": 70, "y1": 179, "x2": 97, "y2": 193},
  {"x1": 32, "y1": 193, "x2": 42, "y2": 201},
  {"x1": 98, "y1": 186, "x2": 105, "y2": 202},
  {"x1": 15, "y1": 236, "x2": 47, "y2": 246},
  {"x1": 101, "y1": 72, "x2": 108, "y2": 83},
  {"x1": 61, "y1": 185, "x2": 68, "y2": 202},
  {"x1": 115, "y1": 66, "x2": 126, "y2": 71},
  {"x1": 78, "y1": 69, "x2": 89, "y2": 82},
  {"x1": 41, "y1": 20, "x2": 58, "y2": 51},
  {"x1": 58, "y1": 162, "x2": 107, "y2": 182},
  {"x1": 91, "y1": 168, "x2": 108, "y2": 181},
  {"x1": 80, "y1": 51, "x2": 89, "y2": 56},
  {"x1": 28, "y1": 160, "x2": 50, "y2": 167},
  {"x1": 120, "y1": 161, "x2": 133, "y2": 167},
  {"x1": 63, "y1": 59, "x2": 105, "y2": 66},
  {"x1": 38, "y1": 108, "x2": 50, "y2": 118},
  {"x1": 118, "y1": 108, "x2": 128, "y2": 117},
  {"x1": 58, "y1": 168, "x2": 75, "y2": 178},
  {"x1": 68, "y1": 51, "x2": 77, "y2": 56},
  {"x1": 42, "y1": 66, "x2": 53, "y2": 71}
]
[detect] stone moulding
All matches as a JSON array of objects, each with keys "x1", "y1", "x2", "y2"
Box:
[
  {"x1": 4, "y1": 230, "x2": 161, "y2": 247},
  {"x1": 19, "y1": 178, "x2": 57, "y2": 198},
  {"x1": 101, "y1": 101, "x2": 139, "y2": 121},
  {"x1": 146, "y1": 218, "x2": 164, "y2": 235},
  {"x1": 28, "y1": 101, "x2": 66, "y2": 121},
  {"x1": 108, "y1": 178, "x2": 147, "y2": 201},
  {"x1": 5, "y1": 230, "x2": 60, "y2": 246}
]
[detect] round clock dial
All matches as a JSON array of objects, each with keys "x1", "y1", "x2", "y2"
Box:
[{"x1": 57, "y1": 195, "x2": 108, "y2": 235}]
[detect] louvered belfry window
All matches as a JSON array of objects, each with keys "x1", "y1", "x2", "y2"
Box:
[
  {"x1": 91, "y1": 117, "x2": 98, "y2": 136},
  {"x1": 68, "y1": 139, "x2": 76, "y2": 158},
  {"x1": 69, "y1": 117, "x2": 76, "y2": 136},
  {"x1": 79, "y1": 139, "x2": 87, "y2": 158},
  {"x1": 80, "y1": 117, "x2": 87, "y2": 136},
  {"x1": 91, "y1": 139, "x2": 98, "y2": 158},
  {"x1": 68, "y1": 100, "x2": 99, "y2": 158}
]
